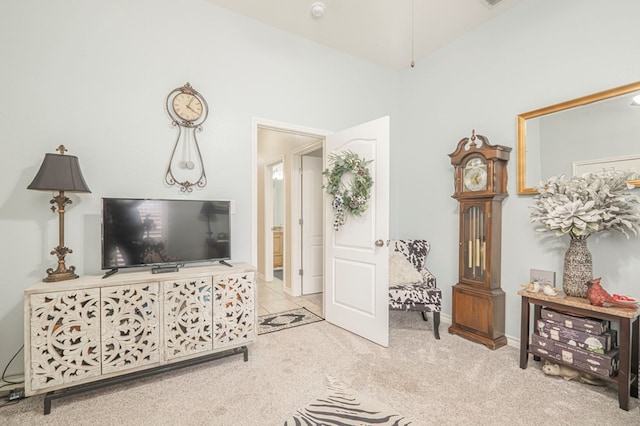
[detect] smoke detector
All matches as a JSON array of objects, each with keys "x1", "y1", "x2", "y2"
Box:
[
  {"x1": 311, "y1": 2, "x2": 326, "y2": 18},
  {"x1": 479, "y1": 0, "x2": 504, "y2": 7}
]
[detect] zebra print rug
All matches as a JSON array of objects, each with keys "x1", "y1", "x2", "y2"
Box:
[{"x1": 284, "y1": 376, "x2": 412, "y2": 425}]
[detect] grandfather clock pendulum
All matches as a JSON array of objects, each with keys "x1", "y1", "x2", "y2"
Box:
[{"x1": 448, "y1": 130, "x2": 511, "y2": 350}]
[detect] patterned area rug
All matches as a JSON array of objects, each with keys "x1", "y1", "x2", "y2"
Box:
[
  {"x1": 258, "y1": 307, "x2": 323, "y2": 335},
  {"x1": 284, "y1": 376, "x2": 412, "y2": 425}
]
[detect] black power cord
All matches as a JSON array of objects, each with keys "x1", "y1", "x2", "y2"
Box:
[
  {"x1": 1, "y1": 345, "x2": 24, "y2": 386},
  {"x1": 0, "y1": 345, "x2": 26, "y2": 408}
]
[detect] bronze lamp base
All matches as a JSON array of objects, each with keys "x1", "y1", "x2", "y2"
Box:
[{"x1": 43, "y1": 244, "x2": 79, "y2": 282}]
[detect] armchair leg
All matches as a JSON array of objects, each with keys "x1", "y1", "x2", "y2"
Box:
[{"x1": 421, "y1": 311, "x2": 441, "y2": 339}]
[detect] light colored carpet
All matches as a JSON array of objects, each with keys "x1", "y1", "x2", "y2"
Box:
[{"x1": 3, "y1": 311, "x2": 639, "y2": 425}]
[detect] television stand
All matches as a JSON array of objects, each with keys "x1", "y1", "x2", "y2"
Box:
[
  {"x1": 151, "y1": 264, "x2": 182, "y2": 274},
  {"x1": 24, "y1": 263, "x2": 256, "y2": 414},
  {"x1": 219, "y1": 259, "x2": 233, "y2": 267},
  {"x1": 101, "y1": 268, "x2": 118, "y2": 279}
]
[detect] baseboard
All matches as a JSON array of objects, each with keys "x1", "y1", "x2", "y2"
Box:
[
  {"x1": 437, "y1": 312, "x2": 520, "y2": 349},
  {"x1": 505, "y1": 334, "x2": 520, "y2": 349}
]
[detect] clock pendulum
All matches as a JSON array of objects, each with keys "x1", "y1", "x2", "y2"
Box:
[
  {"x1": 448, "y1": 130, "x2": 512, "y2": 349},
  {"x1": 185, "y1": 138, "x2": 195, "y2": 170},
  {"x1": 165, "y1": 82, "x2": 209, "y2": 192}
]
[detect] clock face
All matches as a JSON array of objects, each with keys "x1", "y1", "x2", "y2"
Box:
[
  {"x1": 463, "y1": 158, "x2": 488, "y2": 191},
  {"x1": 172, "y1": 93, "x2": 203, "y2": 121}
]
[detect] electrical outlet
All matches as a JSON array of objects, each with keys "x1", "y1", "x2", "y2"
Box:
[{"x1": 8, "y1": 388, "x2": 25, "y2": 401}]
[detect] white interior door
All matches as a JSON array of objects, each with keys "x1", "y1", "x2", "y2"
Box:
[
  {"x1": 302, "y1": 155, "x2": 324, "y2": 295},
  {"x1": 324, "y1": 116, "x2": 389, "y2": 347}
]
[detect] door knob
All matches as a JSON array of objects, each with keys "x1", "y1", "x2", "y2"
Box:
[{"x1": 375, "y1": 239, "x2": 385, "y2": 247}]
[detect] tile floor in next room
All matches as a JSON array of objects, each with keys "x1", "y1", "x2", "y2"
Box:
[{"x1": 257, "y1": 276, "x2": 323, "y2": 318}]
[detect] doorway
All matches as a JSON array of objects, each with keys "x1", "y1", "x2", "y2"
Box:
[
  {"x1": 254, "y1": 119, "x2": 328, "y2": 315},
  {"x1": 253, "y1": 116, "x2": 390, "y2": 345}
]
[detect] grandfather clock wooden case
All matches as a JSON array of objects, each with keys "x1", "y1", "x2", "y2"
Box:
[{"x1": 448, "y1": 132, "x2": 511, "y2": 350}]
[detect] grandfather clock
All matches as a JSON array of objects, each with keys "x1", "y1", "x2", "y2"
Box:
[{"x1": 448, "y1": 131, "x2": 511, "y2": 350}]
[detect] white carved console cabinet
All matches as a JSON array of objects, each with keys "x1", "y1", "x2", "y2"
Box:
[{"x1": 24, "y1": 263, "x2": 256, "y2": 414}]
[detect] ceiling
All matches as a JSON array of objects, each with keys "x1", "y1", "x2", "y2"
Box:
[{"x1": 204, "y1": 0, "x2": 521, "y2": 69}]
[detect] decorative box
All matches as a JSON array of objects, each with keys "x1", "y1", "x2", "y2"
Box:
[
  {"x1": 540, "y1": 307, "x2": 610, "y2": 334},
  {"x1": 536, "y1": 319, "x2": 613, "y2": 354},
  {"x1": 531, "y1": 334, "x2": 619, "y2": 378}
]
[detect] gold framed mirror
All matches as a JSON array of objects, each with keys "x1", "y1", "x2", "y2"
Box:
[{"x1": 517, "y1": 81, "x2": 640, "y2": 194}]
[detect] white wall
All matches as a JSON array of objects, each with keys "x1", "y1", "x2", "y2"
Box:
[
  {"x1": 0, "y1": 0, "x2": 398, "y2": 376},
  {"x1": 397, "y1": 0, "x2": 640, "y2": 339}
]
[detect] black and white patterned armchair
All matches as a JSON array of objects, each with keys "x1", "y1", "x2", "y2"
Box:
[{"x1": 388, "y1": 239, "x2": 441, "y2": 339}]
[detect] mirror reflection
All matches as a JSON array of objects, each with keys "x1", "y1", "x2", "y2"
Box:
[
  {"x1": 517, "y1": 81, "x2": 640, "y2": 194},
  {"x1": 272, "y1": 161, "x2": 284, "y2": 226}
]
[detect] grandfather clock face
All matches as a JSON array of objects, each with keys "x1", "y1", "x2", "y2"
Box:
[{"x1": 463, "y1": 158, "x2": 488, "y2": 192}]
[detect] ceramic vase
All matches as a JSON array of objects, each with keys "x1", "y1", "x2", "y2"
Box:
[{"x1": 562, "y1": 237, "x2": 592, "y2": 298}]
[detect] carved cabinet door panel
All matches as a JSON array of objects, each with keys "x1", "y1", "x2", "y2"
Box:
[
  {"x1": 213, "y1": 272, "x2": 255, "y2": 349},
  {"x1": 163, "y1": 277, "x2": 213, "y2": 360},
  {"x1": 28, "y1": 289, "x2": 102, "y2": 392},
  {"x1": 101, "y1": 282, "x2": 160, "y2": 374}
]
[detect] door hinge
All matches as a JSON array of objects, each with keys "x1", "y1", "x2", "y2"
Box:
[
  {"x1": 299, "y1": 218, "x2": 303, "y2": 225},
  {"x1": 299, "y1": 167, "x2": 303, "y2": 175},
  {"x1": 299, "y1": 269, "x2": 303, "y2": 276}
]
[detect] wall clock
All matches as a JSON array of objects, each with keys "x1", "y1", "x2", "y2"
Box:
[
  {"x1": 165, "y1": 82, "x2": 209, "y2": 192},
  {"x1": 448, "y1": 130, "x2": 511, "y2": 350}
]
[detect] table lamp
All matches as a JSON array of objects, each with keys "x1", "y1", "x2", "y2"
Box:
[{"x1": 27, "y1": 145, "x2": 91, "y2": 282}]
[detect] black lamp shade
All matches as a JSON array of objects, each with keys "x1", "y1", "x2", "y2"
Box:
[{"x1": 27, "y1": 153, "x2": 91, "y2": 193}]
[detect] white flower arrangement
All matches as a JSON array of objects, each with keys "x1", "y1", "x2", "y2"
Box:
[{"x1": 529, "y1": 169, "x2": 640, "y2": 239}]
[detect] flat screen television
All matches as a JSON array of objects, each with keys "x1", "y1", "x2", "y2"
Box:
[{"x1": 101, "y1": 198, "x2": 231, "y2": 273}]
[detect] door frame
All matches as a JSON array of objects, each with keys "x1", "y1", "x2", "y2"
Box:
[{"x1": 251, "y1": 117, "x2": 330, "y2": 287}]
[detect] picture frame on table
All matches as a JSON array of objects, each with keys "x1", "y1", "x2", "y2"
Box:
[{"x1": 529, "y1": 269, "x2": 556, "y2": 287}]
